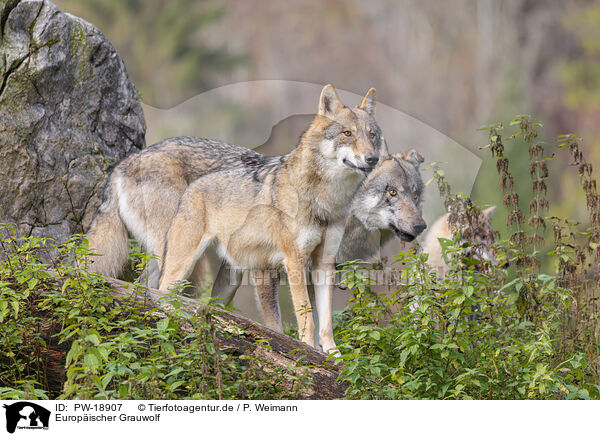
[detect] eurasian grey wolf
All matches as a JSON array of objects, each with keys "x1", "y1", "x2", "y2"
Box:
[
  {"x1": 85, "y1": 135, "x2": 256, "y2": 287},
  {"x1": 88, "y1": 84, "x2": 382, "y2": 354},
  {"x1": 336, "y1": 149, "x2": 426, "y2": 263},
  {"x1": 422, "y1": 205, "x2": 499, "y2": 275},
  {"x1": 210, "y1": 149, "x2": 427, "y2": 330}
]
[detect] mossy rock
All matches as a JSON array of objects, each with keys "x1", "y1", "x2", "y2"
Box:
[{"x1": 0, "y1": 0, "x2": 145, "y2": 244}]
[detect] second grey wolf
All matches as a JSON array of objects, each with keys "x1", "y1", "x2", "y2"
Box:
[
  {"x1": 336, "y1": 149, "x2": 426, "y2": 263},
  {"x1": 151, "y1": 85, "x2": 381, "y2": 355},
  {"x1": 210, "y1": 150, "x2": 427, "y2": 330},
  {"x1": 422, "y1": 205, "x2": 499, "y2": 275}
]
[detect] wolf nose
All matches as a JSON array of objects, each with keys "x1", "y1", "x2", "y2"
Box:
[
  {"x1": 414, "y1": 222, "x2": 427, "y2": 236},
  {"x1": 365, "y1": 153, "x2": 378, "y2": 167}
]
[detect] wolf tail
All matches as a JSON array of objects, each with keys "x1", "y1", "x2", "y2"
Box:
[{"x1": 86, "y1": 177, "x2": 129, "y2": 278}]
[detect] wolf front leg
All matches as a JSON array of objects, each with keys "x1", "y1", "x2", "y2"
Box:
[
  {"x1": 311, "y1": 224, "x2": 345, "y2": 356},
  {"x1": 252, "y1": 270, "x2": 283, "y2": 333},
  {"x1": 284, "y1": 257, "x2": 315, "y2": 347},
  {"x1": 211, "y1": 262, "x2": 243, "y2": 305}
]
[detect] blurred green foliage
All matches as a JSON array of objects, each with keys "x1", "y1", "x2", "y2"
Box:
[
  {"x1": 472, "y1": 4, "x2": 600, "y2": 271},
  {"x1": 559, "y1": 4, "x2": 600, "y2": 111},
  {"x1": 54, "y1": 0, "x2": 242, "y2": 107}
]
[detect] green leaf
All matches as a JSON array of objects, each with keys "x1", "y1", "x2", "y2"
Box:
[
  {"x1": 84, "y1": 352, "x2": 101, "y2": 369},
  {"x1": 85, "y1": 333, "x2": 101, "y2": 346},
  {"x1": 118, "y1": 384, "x2": 129, "y2": 398},
  {"x1": 463, "y1": 286, "x2": 474, "y2": 298},
  {"x1": 10, "y1": 301, "x2": 19, "y2": 318},
  {"x1": 101, "y1": 372, "x2": 113, "y2": 390},
  {"x1": 66, "y1": 340, "x2": 82, "y2": 366},
  {"x1": 166, "y1": 367, "x2": 184, "y2": 378},
  {"x1": 369, "y1": 331, "x2": 381, "y2": 341},
  {"x1": 157, "y1": 318, "x2": 169, "y2": 331},
  {"x1": 169, "y1": 380, "x2": 186, "y2": 390},
  {"x1": 399, "y1": 348, "x2": 411, "y2": 368},
  {"x1": 162, "y1": 342, "x2": 176, "y2": 355},
  {"x1": 96, "y1": 346, "x2": 110, "y2": 361}
]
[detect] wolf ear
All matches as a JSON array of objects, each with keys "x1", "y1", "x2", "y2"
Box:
[
  {"x1": 357, "y1": 88, "x2": 377, "y2": 116},
  {"x1": 482, "y1": 205, "x2": 497, "y2": 218},
  {"x1": 318, "y1": 84, "x2": 343, "y2": 118},
  {"x1": 401, "y1": 149, "x2": 425, "y2": 169},
  {"x1": 380, "y1": 136, "x2": 390, "y2": 156}
]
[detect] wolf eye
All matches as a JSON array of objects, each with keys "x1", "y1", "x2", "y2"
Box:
[
  {"x1": 369, "y1": 132, "x2": 376, "y2": 139},
  {"x1": 343, "y1": 130, "x2": 352, "y2": 137},
  {"x1": 413, "y1": 193, "x2": 419, "y2": 200},
  {"x1": 388, "y1": 189, "x2": 398, "y2": 197}
]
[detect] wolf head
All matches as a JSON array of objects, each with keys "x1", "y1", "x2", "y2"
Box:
[
  {"x1": 312, "y1": 84, "x2": 383, "y2": 175},
  {"x1": 352, "y1": 150, "x2": 427, "y2": 242}
]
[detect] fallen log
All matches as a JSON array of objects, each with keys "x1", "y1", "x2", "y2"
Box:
[{"x1": 43, "y1": 277, "x2": 346, "y2": 400}]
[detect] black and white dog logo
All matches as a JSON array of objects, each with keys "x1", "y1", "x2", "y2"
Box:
[{"x1": 3, "y1": 402, "x2": 50, "y2": 433}]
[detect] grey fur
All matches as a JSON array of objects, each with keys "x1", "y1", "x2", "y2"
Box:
[
  {"x1": 211, "y1": 150, "x2": 427, "y2": 308},
  {"x1": 86, "y1": 85, "x2": 384, "y2": 355},
  {"x1": 337, "y1": 153, "x2": 426, "y2": 263}
]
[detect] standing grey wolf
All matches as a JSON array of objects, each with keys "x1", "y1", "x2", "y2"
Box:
[
  {"x1": 211, "y1": 149, "x2": 427, "y2": 330},
  {"x1": 89, "y1": 84, "x2": 382, "y2": 354},
  {"x1": 85, "y1": 135, "x2": 252, "y2": 287},
  {"x1": 158, "y1": 85, "x2": 381, "y2": 354},
  {"x1": 421, "y1": 205, "x2": 499, "y2": 275},
  {"x1": 211, "y1": 149, "x2": 427, "y2": 318}
]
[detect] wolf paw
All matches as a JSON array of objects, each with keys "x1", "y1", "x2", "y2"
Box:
[{"x1": 321, "y1": 342, "x2": 341, "y2": 358}]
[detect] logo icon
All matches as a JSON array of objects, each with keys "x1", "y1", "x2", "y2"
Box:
[{"x1": 2, "y1": 402, "x2": 50, "y2": 434}]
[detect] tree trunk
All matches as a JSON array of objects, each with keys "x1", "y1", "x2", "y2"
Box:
[{"x1": 41, "y1": 276, "x2": 347, "y2": 400}]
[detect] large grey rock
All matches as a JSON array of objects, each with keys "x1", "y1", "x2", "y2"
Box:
[{"x1": 0, "y1": 0, "x2": 145, "y2": 243}]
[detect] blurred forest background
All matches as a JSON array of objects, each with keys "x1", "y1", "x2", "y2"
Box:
[
  {"x1": 52, "y1": 0, "x2": 600, "y2": 221},
  {"x1": 52, "y1": 0, "x2": 600, "y2": 317}
]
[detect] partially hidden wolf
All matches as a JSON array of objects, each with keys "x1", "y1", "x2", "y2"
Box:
[
  {"x1": 88, "y1": 85, "x2": 382, "y2": 354},
  {"x1": 336, "y1": 150, "x2": 426, "y2": 263},
  {"x1": 210, "y1": 150, "x2": 427, "y2": 330},
  {"x1": 421, "y1": 205, "x2": 499, "y2": 275}
]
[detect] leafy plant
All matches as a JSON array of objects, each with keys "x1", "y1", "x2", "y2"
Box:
[
  {"x1": 335, "y1": 116, "x2": 600, "y2": 399},
  {"x1": 0, "y1": 228, "x2": 311, "y2": 399}
]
